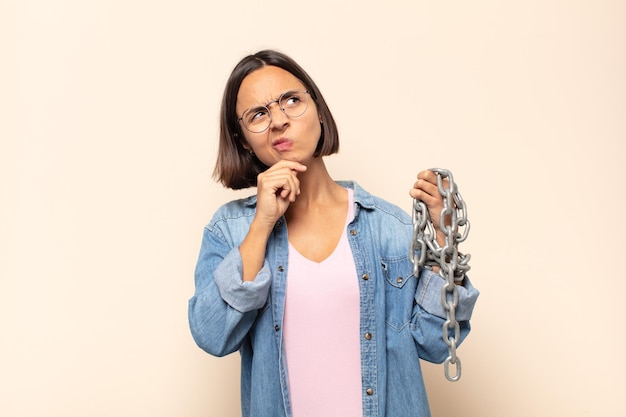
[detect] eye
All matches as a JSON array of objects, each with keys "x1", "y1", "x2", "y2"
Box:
[
  {"x1": 282, "y1": 92, "x2": 303, "y2": 107},
  {"x1": 246, "y1": 107, "x2": 269, "y2": 123}
]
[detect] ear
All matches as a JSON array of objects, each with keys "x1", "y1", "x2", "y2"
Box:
[
  {"x1": 233, "y1": 131, "x2": 250, "y2": 149},
  {"x1": 239, "y1": 138, "x2": 252, "y2": 152}
]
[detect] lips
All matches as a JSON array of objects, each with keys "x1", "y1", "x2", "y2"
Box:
[{"x1": 272, "y1": 138, "x2": 293, "y2": 152}]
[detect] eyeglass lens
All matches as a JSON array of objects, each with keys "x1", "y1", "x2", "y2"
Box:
[{"x1": 241, "y1": 90, "x2": 308, "y2": 133}]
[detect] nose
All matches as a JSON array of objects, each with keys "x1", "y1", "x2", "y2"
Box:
[{"x1": 267, "y1": 101, "x2": 289, "y2": 129}]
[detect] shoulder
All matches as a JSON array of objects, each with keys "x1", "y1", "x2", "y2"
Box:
[
  {"x1": 205, "y1": 194, "x2": 257, "y2": 242},
  {"x1": 341, "y1": 181, "x2": 413, "y2": 256},
  {"x1": 211, "y1": 194, "x2": 257, "y2": 221},
  {"x1": 339, "y1": 180, "x2": 411, "y2": 225}
]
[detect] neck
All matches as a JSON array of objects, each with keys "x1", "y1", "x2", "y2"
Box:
[{"x1": 286, "y1": 158, "x2": 344, "y2": 209}]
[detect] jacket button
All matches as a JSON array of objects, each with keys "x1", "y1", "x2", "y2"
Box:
[
  {"x1": 366, "y1": 388, "x2": 374, "y2": 395},
  {"x1": 278, "y1": 265, "x2": 284, "y2": 272},
  {"x1": 364, "y1": 332, "x2": 372, "y2": 340},
  {"x1": 396, "y1": 277, "x2": 403, "y2": 283},
  {"x1": 362, "y1": 273, "x2": 369, "y2": 280},
  {"x1": 274, "y1": 325, "x2": 280, "y2": 331},
  {"x1": 350, "y1": 229, "x2": 357, "y2": 236}
]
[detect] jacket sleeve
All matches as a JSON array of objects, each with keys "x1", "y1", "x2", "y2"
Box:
[
  {"x1": 412, "y1": 268, "x2": 480, "y2": 363},
  {"x1": 188, "y1": 225, "x2": 271, "y2": 357}
]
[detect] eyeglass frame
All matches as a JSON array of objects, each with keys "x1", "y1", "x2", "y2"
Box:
[{"x1": 236, "y1": 89, "x2": 311, "y2": 133}]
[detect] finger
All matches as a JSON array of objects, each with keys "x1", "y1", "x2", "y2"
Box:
[
  {"x1": 263, "y1": 163, "x2": 305, "y2": 196},
  {"x1": 417, "y1": 169, "x2": 437, "y2": 184},
  {"x1": 259, "y1": 175, "x2": 295, "y2": 202},
  {"x1": 413, "y1": 171, "x2": 438, "y2": 195},
  {"x1": 410, "y1": 189, "x2": 442, "y2": 208},
  {"x1": 262, "y1": 169, "x2": 300, "y2": 202},
  {"x1": 412, "y1": 177, "x2": 440, "y2": 199},
  {"x1": 269, "y1": 160, "x2": 307, "y2": 174}
]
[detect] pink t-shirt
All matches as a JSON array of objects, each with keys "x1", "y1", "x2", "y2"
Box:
[{"x1": 283, "y1": 188, "x2": 363, "y2": 417}]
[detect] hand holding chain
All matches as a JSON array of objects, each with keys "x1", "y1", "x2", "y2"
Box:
[{"x1": 410, "y1": 168, "x2": 471, "y2": 382}]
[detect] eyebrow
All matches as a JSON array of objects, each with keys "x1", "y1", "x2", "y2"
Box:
[{"x1": 246, "y1": 89, "x2": 302, "y2": 108}]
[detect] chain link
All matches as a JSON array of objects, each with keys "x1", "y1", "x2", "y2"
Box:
[{"x1": 410, "y1": 168, "x2": 471, "y2": 382}]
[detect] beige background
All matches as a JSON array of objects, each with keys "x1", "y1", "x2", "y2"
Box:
[{"x1": 2, "y1": 0, "x2": 625, "y2": 416}]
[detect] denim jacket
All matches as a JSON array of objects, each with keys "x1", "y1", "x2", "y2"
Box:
[{"x1": 189, "y1": 181, "x2": 479, "y2": 417}]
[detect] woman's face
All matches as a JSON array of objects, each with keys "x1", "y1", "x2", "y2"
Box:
[{"x1": 235, "y1": 66, "x2": 322, "y2": 167}]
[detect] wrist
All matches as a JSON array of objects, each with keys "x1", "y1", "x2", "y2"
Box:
[{"x1": 250, "y1": 217, "x2": 276, "y2": 237}]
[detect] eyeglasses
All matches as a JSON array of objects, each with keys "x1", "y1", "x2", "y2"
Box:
[{"x1": 237, "y1": 90, "x2": 310, "y2": 133}]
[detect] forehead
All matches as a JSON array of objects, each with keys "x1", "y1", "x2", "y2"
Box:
[{"x1": 237, "y1": 66, "x2": 306, "y2": 109}]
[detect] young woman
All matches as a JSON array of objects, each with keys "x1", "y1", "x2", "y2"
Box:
[{"x1": 188, "y1": 49, "x2": 479, "y2": 417}]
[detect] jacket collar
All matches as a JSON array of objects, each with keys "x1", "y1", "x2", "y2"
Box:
[{"x1": 337, "y1": 181, "x2": 376, "y2": 210}]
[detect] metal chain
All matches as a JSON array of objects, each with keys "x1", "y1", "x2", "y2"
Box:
[{"x1": 410, "y1": 168, "x2": 471, "y2": 382}]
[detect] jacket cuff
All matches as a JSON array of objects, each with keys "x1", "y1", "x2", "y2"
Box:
[
  {"x1": 416, "y1": 269, "x2": 479, "y2": 321},
  {"x1": 214, "y1": 249, "x2": 271, "y2": 313}
]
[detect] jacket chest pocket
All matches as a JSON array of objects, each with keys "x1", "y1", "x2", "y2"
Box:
[{"x1": 381, "y1": 256, "x2": 417, "y2": 331}]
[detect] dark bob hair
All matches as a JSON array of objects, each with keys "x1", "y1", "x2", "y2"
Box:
[{"x1": 213, "y1": 49, "x2": 339, "y2": 189}]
